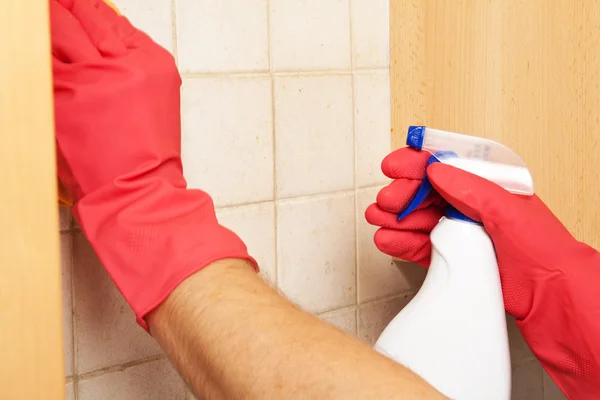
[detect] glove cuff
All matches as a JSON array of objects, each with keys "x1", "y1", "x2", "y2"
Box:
[{"x1": 72, "y1": 179, "x2": 259, "y2": 331}]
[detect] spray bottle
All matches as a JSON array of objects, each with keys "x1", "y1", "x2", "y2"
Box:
[{"x1": 374, "y1": 126, "x2": 535, "y2": 399}]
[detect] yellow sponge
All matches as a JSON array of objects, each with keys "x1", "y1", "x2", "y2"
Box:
[{"x1": 58, "y1": 0, "x2": 121, "y2": 207}]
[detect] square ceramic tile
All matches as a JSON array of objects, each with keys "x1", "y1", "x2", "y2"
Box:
[
  {"x1": 59, "y1": 206, "x2": 71, "y2": 231},
  {"x1": 507, "y1": 315, "x2": 536, "y2": 366},
  {"x1": 543, "y1": 370, "x2": 567, "y2": 400},
  {"x1": 354, "y1": 72, "x2": 392, "y2": 187},
  {"x1": 270, "y1": 0, "x2": 351, "y2": 71},
  {"x1": 72, "y1": 232, "x2": 162, "y2": 374},
  {"x1": 356, "y1": 187, "x2": 426, "y2": 302},
  {"x1": 181, "y1": 77, "x2": 274, "y2": 207},
  {"x1": 176, "y1": 0, "x2": 269, "y2": 72},
  {"x1": 277, "y1": 193, "x2": 356, "y2": 313},
  {"x1": 351, "y1": 0, "x2": 390, "y2": 68},
  {"x1": 78, "y1": 359, "x2": 187, "y2": 400},
  {"x1": 113, "y1": 0, "x2": 174, "y2": 53},
  {"x1": 319, "y1": 307, "x2": 357, "y2": 335},
  {"x1": 511, "y1": 360, "x2": 544, "y2": 400},
  {"x1": 61, "y1": 233, "x2": 74, "y2": 377},
  {"x1": 216, "y1": 202, "x2": 276, "y2": 285},
  {"x1": 357, "y1": 294, "x2": 412, "y2": 346},
  {"x1": 275, "y1": 76, "x2": 354, "y2": 198},
  {"x1": 66, "y1": 381, "x2": 75, "y2": 400}
]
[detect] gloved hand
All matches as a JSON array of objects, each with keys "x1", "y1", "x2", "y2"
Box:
[
  {"x1": 366, "y1": 147, "x2": 600, "y2": 399},
  {"x1": 51, "y1": 0, "x2": 257, "y2": 330}
]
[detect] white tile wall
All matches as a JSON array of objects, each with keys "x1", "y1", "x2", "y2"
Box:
[
  {"x1": 66, "y1": 381, "x2": 75, "y2": 400},
  {"x1": 216, "y1": 202, "x2": 277, "y2": 284},
  {"x1": 113, "y1": 0, "x2": 174, "y2": 53},
  {"x1": 356, "y1": 186, "x2": 426, "y2": 302},
  {"x1": 357, "y1": 294, "x2": 413, "y2": 346},
  {"x1": 277, "y1": 193, "x2": 356, "y2": 313},
  {"x1": 320, "y1": 306, "x2": 357, "y2": 335},
  {"x1": 77, "y1": 358, "x2": 186, "y2": 399},
  {"x1": 57, "y1": 0, "x2": 546, "y2": 398},
  {"x1": 354, "y1": 71, "x2": 392, "y2": 187},
  {"x1": 274, "y1": 75, "x2": 354, "y2": 198},
  {"x1": 176, "y1": 0, "x2": 269, "y2": 72},
  {"x1": 350, "y1": 0, "x2": 390, "y2": 68},
  {"x1": 181, "y1": 77, "x2": 274, "y2": 207},
  {"x1": 72, "y1": 232, "x2": 162, "y2": 374},
  {"x1": 269, "y1": 0, "x2": 351, "y2": 71}
]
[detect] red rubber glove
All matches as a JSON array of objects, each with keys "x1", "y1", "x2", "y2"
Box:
[
  {"x1": 366, "y1": 147, "x2": 600, "y2": 399},
  {"x1": 51, "y1": 0, "x2": 257, "y2": 330}
]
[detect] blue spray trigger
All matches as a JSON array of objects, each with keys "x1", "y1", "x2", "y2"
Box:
[{"x1": 397, "y1": 151, "x2": 457, "y2": 221}]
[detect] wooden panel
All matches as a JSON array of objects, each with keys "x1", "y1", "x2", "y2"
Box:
[
  {"x1": 390, "y1": 1, "x2": 600, "y2": 247},
  {"x1": 0, "y1": 0, "x2": 65, "y2": 399}
]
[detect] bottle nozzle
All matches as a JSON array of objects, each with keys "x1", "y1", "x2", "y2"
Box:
[{"x1": 398, "y1": 125, "x2": 534, "y2": 222}]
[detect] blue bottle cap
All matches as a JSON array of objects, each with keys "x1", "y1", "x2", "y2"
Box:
[{"x1": 406, "y1": 126, "x2": 426, "y2": 149}]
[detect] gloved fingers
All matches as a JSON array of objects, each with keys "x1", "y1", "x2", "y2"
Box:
[
  {"x1": 381, "y1": 147, "x2": 431, "y2": 180},
  {"x1": 428, "y1": 163, "x2": 511, "y2": 223},
  {"x1": 365, "y1": 203, "x2": 443, "y2": 232},
  {"x1": 50, "y1": 0, "x2": 102, "y2": 62},
  {"x1": 68, "y1": 0, "x2": 128, "y2": 57},
  {"x1": 376, "y1": 179, "x2": 420, "y2": 213},
  {"x1": 376, "y1": 178, "x2": 446, "y2": 214},
  {"x1": 373, "y1": 228, "x2": 432, "y2": 267}
]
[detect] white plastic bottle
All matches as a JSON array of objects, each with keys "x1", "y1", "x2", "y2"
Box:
[{"x1": 374, "y1": 126, "x2": 535, "y2": 400}]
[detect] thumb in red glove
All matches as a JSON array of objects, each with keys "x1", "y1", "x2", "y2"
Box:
[{"x1": 366, "y1": 147, "x2": 600, "y2": 399}]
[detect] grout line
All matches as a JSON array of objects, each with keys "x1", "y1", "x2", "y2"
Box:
[
  {"x1": 215, "y1": 199, "x2": 277, "y2": 213},
  {"x1": 218, "y1": 181, "x2": 389, "y2": 212},
  {"x1": 363, "y1": 291, "x2": 417, "y2": 307},
  {"x1": 348, "y1": 0, "x2": 360, "y2": 310},
  {"x1": 358, "y1": 287, "x2": 417, "y2": 305},
  {"x1": 317, "y1": 304, "x2": 356, "y2": 319},
  {"x1": 276, "y1": 189, "x2": 355, "y2": 204},
  {"x1": 353, "y1": 293, "x2": 419, "y2": 342},
  {"x1": 215, "y1": 184, "x2": 388, "y2": 213},
  {"x1": 320, "y1": 291, "x2": 416, "y2": 321},
  {"x1": 356, "y1": 180, "x2": 391, "y2": 191},
  {"x1": 171, "y1": 0, "x2": 179, "y2": 64},
  {"x1": 266, "y1": 0, "x2": 279, "y2": 288},
  {"x1": 180, "y1": 67, "x2": 387, "y2": 80},
  {"x1": 182, "y1": 70, "x2": 270, "y2": 79},
  {"x1": 348, "y1": 0, "x2": 356, "y2": 73},
  {"x1": 266, "y1": 0, "x2": 273, "y2": 73},
  {"x1": 76, "y1": 354, "x2": 167, "y2": 382}
]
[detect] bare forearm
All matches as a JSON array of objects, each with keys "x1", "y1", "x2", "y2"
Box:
[{"x1": 146, "y1": 259, "x2": 445, "y2": 400}]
